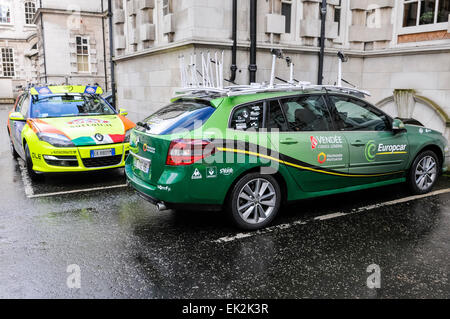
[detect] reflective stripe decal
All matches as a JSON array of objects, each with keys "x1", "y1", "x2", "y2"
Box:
[{"x1": 217, "y1": 147, "x2": 403, "y2": 178}]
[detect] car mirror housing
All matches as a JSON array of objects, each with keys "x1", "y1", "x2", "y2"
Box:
[
  {"x1": 9, "y1": 112, "x2": 25, "y2": 121},
  {"x1": 392, "y1": 118, "x2": 406, "y2": 132},
  {"x1": 119, "y1": 108, "x2": 128, "y2": 116}
]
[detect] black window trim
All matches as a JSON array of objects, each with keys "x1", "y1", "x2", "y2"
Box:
[
  {"x1": 228, "y1": 99, "x2": 268, "y2": 131},
  {"x1": 324, "y1": 92, "x2": 394, "y2": 132},
  {"x1": 274, "y1": 93, "x2": 338, "y2": 132}
]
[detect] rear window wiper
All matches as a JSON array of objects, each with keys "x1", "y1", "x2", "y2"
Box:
[{"x1": 137, "y1": 122, "x2": 151, "y2": 130}]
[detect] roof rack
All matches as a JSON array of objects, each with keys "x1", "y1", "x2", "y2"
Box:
[{"x1": 176, "y1": 49, "x2": 370, "y2": 98}]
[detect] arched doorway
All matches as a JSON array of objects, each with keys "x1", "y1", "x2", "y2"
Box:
[{"x1": 376, "y1": 89, "x2": 450, "y2": 142}]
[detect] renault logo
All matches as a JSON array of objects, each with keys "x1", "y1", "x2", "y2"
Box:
[{"x1": 94, "y1": 133, "x2": 104, "y2": 142}]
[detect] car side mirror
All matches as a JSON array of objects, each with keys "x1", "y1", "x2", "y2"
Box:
[
  {"x1": 392, "y1": 119, "x2": 406, "y2": 133},
  {"x1": 119, "y1": 108, "x2": 128, "y2": 116},
  {"x1": 9, "y1": 112, "x2": 25, "y2": 121}
]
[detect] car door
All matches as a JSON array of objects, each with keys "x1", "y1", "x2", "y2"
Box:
[
  {"x1": 267, "y1": 94, "x2": 351, "y2": 192},
  {"x1": 327, "y1": 94, "x2": 409, "y2": 180},
  {"x1": 10, "y1": 94, "x2": 28, "y2": 157}
]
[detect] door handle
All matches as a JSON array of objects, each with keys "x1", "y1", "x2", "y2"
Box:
[
  {"x1": 280, "y1": 138, "x2": 298, "y2": 145},
  {"x1": 351, "y1": 140, "x2": 366, "y2": 147}
]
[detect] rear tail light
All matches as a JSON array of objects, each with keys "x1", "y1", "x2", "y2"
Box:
[{"x1": 166, "y1": 139, "x2": 215, "y2": 166}]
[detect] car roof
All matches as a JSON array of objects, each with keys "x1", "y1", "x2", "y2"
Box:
[{"x1": 29, "y1": 85, "x2": 103, "y2": 96}]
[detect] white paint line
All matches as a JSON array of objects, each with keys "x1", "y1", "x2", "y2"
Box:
[
  {"x1": 211, "y1": 187, "x2": 450, "y2": 244},
  {"x1": 18, "y1": 159, "x2": 34, "y2": 197},
  {"x1": 27, "y1": 184, "x2": 128, "y2": 199}
]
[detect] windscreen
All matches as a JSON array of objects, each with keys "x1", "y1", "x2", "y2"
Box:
[
  {"x1": 30, "y1": 94, "x2": 116, "y2": 118},
  {"x1": 141, "y1": 100, "x2": 215, "y2": 135}
]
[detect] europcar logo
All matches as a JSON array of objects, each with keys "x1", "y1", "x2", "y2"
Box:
[{"x1": 365, "y1": 140, "x2": 377, "y2": 162}]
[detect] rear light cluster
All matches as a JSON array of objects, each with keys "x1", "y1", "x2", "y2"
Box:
[{"x1": 166, "y1": 139, "x2": 215, "y2": 166}]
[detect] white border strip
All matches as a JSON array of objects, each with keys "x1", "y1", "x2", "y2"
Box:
[
  {"x1": 211, "y1": 188, "x2": 450, "y2": 243},
  {"x1": 18, "y1": 159, "x2": 34, "y2": 197},
  {"x1": 27, "y1": 184, "x2": 128, "y2": 199}
]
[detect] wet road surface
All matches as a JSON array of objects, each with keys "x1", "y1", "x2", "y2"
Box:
[{"x1": 0, "y1": 105, "x2": 449, "y2": 298}]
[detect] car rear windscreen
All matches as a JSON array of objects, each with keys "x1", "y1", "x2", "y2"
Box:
[{"x1": 141, "y1": 100, "x2": 215, "y2": 135}]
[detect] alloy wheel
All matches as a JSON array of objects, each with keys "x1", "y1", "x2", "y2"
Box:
[
  {"x1": 415, "y1": 155, "x2": 437, "y2": 191},
  {"x1": 237, "y1": 178, "x2": 277, "y2": 224}
]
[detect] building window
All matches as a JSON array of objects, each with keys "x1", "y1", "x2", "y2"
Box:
[
  {"x1": 0, "y1": 1, "x2": 11, "y2": 24},
  {"x1": 281, "y1": 2, "x2": 292, "y2": 34},
  {"x1": 76, "y1": 36, "x2": 90, "y2": 73},
  {"x1": 162, "y1": 0, "x2": 171, "y2": 16},
  {"x1": 1, "y1": 48, "x2": 15, "y2": 77},
  {"x1": 24, "y1": 1, "x2": 36, "y2": 25},
  {"x1": 334, "y1": 0, "x2": 342, "y2": 35},
  {"x1": 403, "y1": 0, "x2": 449, "y2": 27}
]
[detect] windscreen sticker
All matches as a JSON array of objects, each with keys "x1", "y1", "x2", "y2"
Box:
[{"x1": 67, "y1": 118, "x2": 112, "y2": 127}]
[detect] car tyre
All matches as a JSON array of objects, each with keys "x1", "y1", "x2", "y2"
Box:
[
  {"x1": 407, "y1": 150, "x2": 439, "y2": 195},
  {"x1": 228, "y1": 173, "x2": 281, "y2": 230},
  {"x1": 25, "y1": 143, "x2": 44, "y2": 182}
]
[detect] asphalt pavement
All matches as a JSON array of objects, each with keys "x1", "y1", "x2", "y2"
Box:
[{"x1": 0, "y1": 105, "x2": 449, "y2": 298}]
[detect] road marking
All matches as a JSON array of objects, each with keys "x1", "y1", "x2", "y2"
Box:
[
  {"x1": 27, "y1": 184, "x2": 128, "y2": 199},
  {"x1": 18, "y1": 159, "x2": 34, "y2": 197},
  {"x1": 211, "y1": 187, "x2": 450, "y2": 244},
  {"x1": 17, "y1": 158, "x2": 128, "y2": 198}
]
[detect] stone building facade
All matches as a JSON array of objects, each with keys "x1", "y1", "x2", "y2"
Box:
[
  {"x1": 0, "y1": 0, "x2": 39, "y2": 102},
  {"x1": 0, "y1": 0, "x2": 110, "y2": 101},
  {"x1": 111, "y1": 0, "x2": 450, "y2": 143}
]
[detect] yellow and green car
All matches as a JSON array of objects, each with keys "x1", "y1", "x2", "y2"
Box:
[{"x1": 7, "y1": 85, "x2": 135, "y2": 181}]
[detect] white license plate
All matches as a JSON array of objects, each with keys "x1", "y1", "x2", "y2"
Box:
[
  {"x1": 91, "y1": 148, "x2": 115, "y2": 158},
  {"x1": 135, "y1": 157, "x2": 150, "y2": 173}
]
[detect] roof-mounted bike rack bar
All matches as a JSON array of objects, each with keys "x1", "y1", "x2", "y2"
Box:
[{"x1": 175, "y1": 50, "x2": 371, "y2": 98}]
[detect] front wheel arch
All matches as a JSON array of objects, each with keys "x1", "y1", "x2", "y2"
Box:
[
  {"x1": 224, "y1": 166, "x2": 288, "y2": 207},
  {"x1": 412, "y1": 144, "x2": 444, "y2": 174}
]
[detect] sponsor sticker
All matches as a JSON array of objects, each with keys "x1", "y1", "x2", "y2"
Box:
[
  {"x1": 220, "y1": 167, "x2": 234, "y2": 176},
  {"x1": 157, "y1": 185, "x2": 171, "y2": 192},
  {"x1": 142, "y1": 143, "x2": 155, "y2": 153},
  {"x1": 206, "y1": 166, "x2": 217, "y2": 178},
  {"x1": 365, "y1": 140, "x2": 407, "y2": 162},
  {"x1": 192, "y1": 168, "x2": 202, "y2": 179},
  {"x1": 311, "y1": 135, "x2": 343, "y2": 149}
]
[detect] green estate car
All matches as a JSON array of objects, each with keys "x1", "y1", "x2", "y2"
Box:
[{"x1": 125, "y1": 89, "x2": 449, "y2": 229}]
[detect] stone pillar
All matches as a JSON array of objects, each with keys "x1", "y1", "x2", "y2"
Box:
[{"x1": 393, "y1": 89, "x2": 416, "y2": 118}]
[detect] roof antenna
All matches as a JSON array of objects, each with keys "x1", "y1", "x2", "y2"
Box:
[{"x1": 337, "y1": 51, "x2": 348, "y2": 87}]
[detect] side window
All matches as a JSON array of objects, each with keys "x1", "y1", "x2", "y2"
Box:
[
  {"x1": 279, "y1": 95, "x2": 333, "y2": 132},
  {"x1": 15, "y1": 94, "x2": 25, "y2": 113},
  {"x1": 20, "y1": 95, "x2": 31, "y2": 118},
  {"x1": 267, "y1": 100, "x2": 288, "y2": 131},
  {"x1": 329, "y1": 95, "x2": 389, "y2": 131},
  {"x1": 230, "y1": 103, "x2": 264, "y2": 131}
]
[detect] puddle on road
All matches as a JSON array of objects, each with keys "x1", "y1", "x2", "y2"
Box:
[{"x1": 39, "y1": 207, "x2": 98, "y2": 224}]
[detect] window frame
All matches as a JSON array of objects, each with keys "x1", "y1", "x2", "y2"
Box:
[
  {"x1": 276, "y1": 93, "x2": 337, "y2": 132},
  {"x1": 399, "y1": 0, "x2": 449, "y2": 35},
  {"x1": 325, "y1": 93, "x2": 394, "y2": 132},
  {"x1": 24, "y1": 1, "x2": 37, "y2": 25},
  {"x1": 0, "y1": 47, "x2": 15, "y2": 78},
  {"x1": 162, "y1": 0, "x2": 171, "y2": 16},
  {"x1": 0, "y1": 1, "x2": 11, "y2": 24},
  {"x1": 228, "y1": 99, "x2": 268, "y2": 132},
  {"x1": 75, "y1": 36, "x2": 91, "y2": 73}
]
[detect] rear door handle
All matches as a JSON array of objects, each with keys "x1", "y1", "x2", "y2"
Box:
[
  {"x1": 351, "y1": 140, "x2": 366, "y2": 147},
  {"x1": 280, "y1": 138, "x2": 298, "y2": 145}
]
